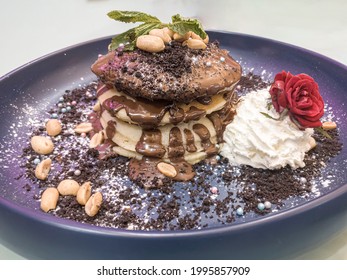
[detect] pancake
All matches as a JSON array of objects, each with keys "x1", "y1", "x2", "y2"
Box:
[
  {"x1": 96, "y1": 83, "x2": 234, "y2": 128},
  {"x1": 91, "y1": 41, "x2": 241, "y2": 103},
  {"x1": 99, "y1": 110, "x2": 219, "y2": 164}
]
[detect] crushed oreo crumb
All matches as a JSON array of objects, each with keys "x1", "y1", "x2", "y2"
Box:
[{"x1": 14, "y1": 73, "x2": 343, "y2": 231}]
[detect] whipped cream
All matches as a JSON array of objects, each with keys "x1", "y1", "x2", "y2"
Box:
[{"x1": 220, "y1": 88, "x2": 315, "y2": 169}]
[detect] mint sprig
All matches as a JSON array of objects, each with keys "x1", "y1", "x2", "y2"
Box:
[
  {"x1": 107, "y1": 11, "x2": 161, "y2": 24},
  {"x1": 169, "y1": 14, "x2": 207, "y2": 40},
  {"x1": 107, "y1": 10, "x2": 207, "y2": 51}
]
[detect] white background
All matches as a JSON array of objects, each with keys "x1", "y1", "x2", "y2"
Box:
[{"x1": 0, "y1": 0, "x2": 347, "y2": 259}]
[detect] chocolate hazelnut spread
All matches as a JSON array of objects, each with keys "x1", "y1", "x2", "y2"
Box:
[{"x1": 91, "y1": 41, "x2": 241, "y2": 103}]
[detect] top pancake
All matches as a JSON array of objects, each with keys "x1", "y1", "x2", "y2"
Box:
[{"x1": 91, "y1": 41, "x2": 241, "y2": 103}]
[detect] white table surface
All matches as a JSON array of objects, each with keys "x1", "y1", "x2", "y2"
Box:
[{"x1": 0, "y1": 0, "x2": 347, "y2": 259}]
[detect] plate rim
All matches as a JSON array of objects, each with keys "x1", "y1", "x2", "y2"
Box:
[{"x1": 1, "y1": 30, "x2": 347, "y2": 238}]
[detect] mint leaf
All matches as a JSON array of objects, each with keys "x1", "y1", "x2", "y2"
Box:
[
  {"x1": 109, "y1": 28, "x2": 136, "y2": 51},
  {"x1": 134, "y1": 22, "x2": 162, "y2": 37},
  {"x1": 315, "y1": 127, "x2": 332, "y2": 139},
  {"x1": 109, "y1": 22, "x2": 162, "y2": 51},
  {"x1": 260, "y1": 112, "x2": 280, "y2": 121},
  {"x1": 169, "y1": 14, "x2": 207, "y2": 39},
  {"x1": 107, "y1": 10, "x2": 160, "y2": 23}
]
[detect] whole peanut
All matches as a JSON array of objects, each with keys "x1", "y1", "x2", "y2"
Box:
[
  {"x1": 186, "y1": 38, "x2": 207, "y2": 50},
  {"x1": 40, "y1": 188, "x2": 59, "y2": 212},
  {"x1": 191, "y1": 32, "x2": 209, "y2": 44},
  {"x1": 57, "y1": 179, "x2": 80, "y2": 196},
  {"x1": 149, "y1": 28, "x2": 172, "y2": 43},
  {"x1": 31, "y1": 136, "x2": 54, "y2": 155},
  {"x1": 136, "y1": 35, "x2": 165, "y2": 53},
  {"x1": 162, "y1": 27, "x2": 174, "y2": 39},
  {"x1": 46, "y1": 119, "x2": 62, "y2": 136},
  {"x1": 173, "y1": 31, "x2": 191, "y2": 42}
]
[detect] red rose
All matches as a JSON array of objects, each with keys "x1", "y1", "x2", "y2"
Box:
[{"x1": 269, "y1": 71, "x2": 324, "y2": 128}]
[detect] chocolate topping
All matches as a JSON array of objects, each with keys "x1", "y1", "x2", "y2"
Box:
[
  {"x1": 91, "y1": 41, "x2": 241, "y2": 103},
  {"x1": 98, "y1": 84, "x2": 228, "y2": 129},
  {"x1": 168, "y1": 127, "x2": 185, "y2": 159},
  {"x1": 136, "y1": 130, "x2": 166, "y2": 158},
  {"x1": 193, "y1": 124, "x2": 219, "y2": 156},
  {"x1": 184, "y1": 129, "x2": 197, "y2": 153}
]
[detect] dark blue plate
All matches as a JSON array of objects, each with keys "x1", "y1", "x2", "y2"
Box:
[{"x1": 1, "y1": 31, "x2": 347, "y2": 259}]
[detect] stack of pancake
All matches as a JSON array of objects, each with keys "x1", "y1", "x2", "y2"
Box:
[{"x1": 90, "y1": 41, "x2": 241, "y2": 187}]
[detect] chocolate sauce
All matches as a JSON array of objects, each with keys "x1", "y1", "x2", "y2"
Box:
[
  {"x1": 128, "y1": 157, "x2": 167, "y2": 189},
  {"x1": 103, "y1": 94, "x2": 211, "y2": 129},
  {"x1": 171, "y1": 159, "x2": 195, "y2": 181},
  {"x1": 208, "y1": 113, "x2": 224, "y2": 143},
  {"x1": 96, "y1": 83, "x2": 110, "y2": 97},
  {"x1": 169, "y1": 106, "x2": 185, "y2": 125},
  {"x1": 168, "y1": 127, "x2": 185, "y2": 159},
  {"x1": 88, "y1": 112, "x2": 103, "y2": 132},
  {"x1": 184, "y1": 129, "x2": 197, "y2": 153},
  {"x1": 136, "y1": 130, "x2": 166, "y2": 158},
  {"x1": 105, "y1": 120, "x2": 117, "y2": 140},
  {"x1": 104, "y1": 95, "x2": 170, "y2": 129},
  {"x1": 193, "y1": 124, "x2": 218, "y2": 156},
  {"x1": 196, "y1": 96, "x2": 212, "y2": 105},
  {"x1": 91, "y1": 42, "x2": 242, "y2": 103},
  {"x1": 184, "y1": 106, "x2": 206, "y2": 122}
]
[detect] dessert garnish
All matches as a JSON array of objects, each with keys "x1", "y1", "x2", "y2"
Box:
[
  {"x1": 221, "y1": 71, "x2": 338, "y2": 170},
  {"x1": 262, "y1": 71, "x2": 331, "y2": 138},
  {"x1": 107, "y1": 10, "x2": 207, "y2": 51}
]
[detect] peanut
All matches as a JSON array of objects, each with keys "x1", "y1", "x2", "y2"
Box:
[
  {"x1": 191, "y1": 32, "x2": 202, "y2": 40},
  {"x1": 85, "y1": 192, "x2": 103, "y2": 217},
  {"x1": 74, "y1": 122, "x2": 93, "y2": 134},
  {"x1": 191, "y1": 32, "x2": 209, "y2": 44},
  {"x1": 308, "y1": 137, "x2": 317, "y2": 150},
  {"x1": 46, "y1": 119, "x2": 62, "y2": 136},
  {"x1": 203, "y1": 34, "x2": 209, "y2": 44},
  {"x1": 35, "y1": 158, "x2": 52, "y2": 180},
  {"x1": 157, "y1": 162, "x2": 177, "y2": 178},
  {"x1": 31, "y1": 136, "x2": 54, "y2": 155},
  {"x1": 93, "y1": 101, "x2": 101, "y2": 112},
  {"x1": 149, "y1": 28, "x2": 172, "y2": 43},
  {"x1": 162, "y1": 27, "x2": 174, "y2": 39},
  {"x1": 173, "y1": 31, "x2": 191, "y2": 42},
  {"x1": 76, "y1": 181, "x2": 92, "y2": 205},
  {"x1": 136, "y1": 35, "x2": 165, "y2": 53},
  {"x1": 186, "y1": 38, "x2": 207, "y2": 50},
  {"x1": 57, "y1": 179, "x2": 80, "y2": 196},
  {"x1": 40, "y1": 187, "x2": 59, "y2": 212},
  {"x1": 89, "y1": 131, "x2": 104, "y2": 148},
  {"x1": 322, "y1": 121, "x2": 337, "y2": 130}
]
